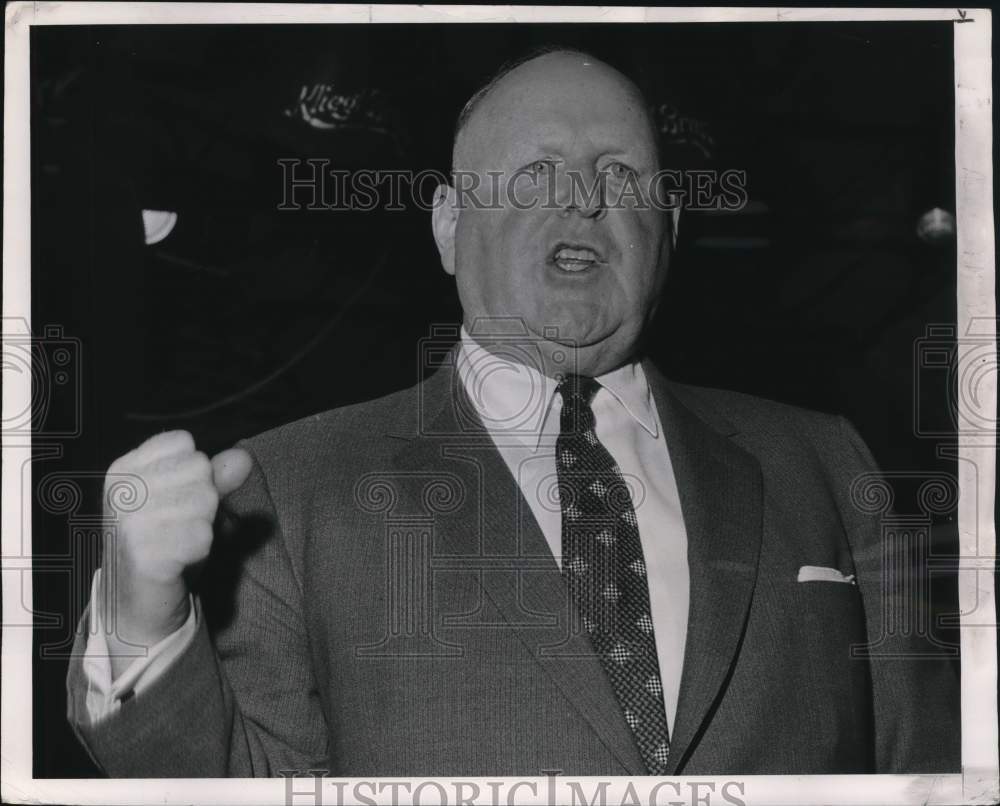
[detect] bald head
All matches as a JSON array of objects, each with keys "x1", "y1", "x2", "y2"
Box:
[{"x1": 452, "y1": 48, "x2": 658, "y2": 174}]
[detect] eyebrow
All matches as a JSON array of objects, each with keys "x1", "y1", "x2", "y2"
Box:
[
  {"x1": 518, "y1": 135, "x2": 644, "y2": 156},
  {"x1": 510, "y1": 144, "x2": 652, "y2": 170}
]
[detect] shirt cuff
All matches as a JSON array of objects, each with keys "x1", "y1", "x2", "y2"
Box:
[{"x1": 81, "y1": 568, "x2": 198, "y2": 723}]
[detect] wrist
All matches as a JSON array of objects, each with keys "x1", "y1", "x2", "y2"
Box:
[{"x1": 99, "y1": 569, "x2": 190, "y2": 677}]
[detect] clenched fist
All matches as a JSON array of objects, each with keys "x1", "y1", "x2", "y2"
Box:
[{"x1": 100, "y1": 430, "x2": 253, "y2": 678}]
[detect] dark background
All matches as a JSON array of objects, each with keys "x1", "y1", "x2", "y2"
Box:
[{"x1": 30, "y1": 22, "x2": 962, "y2": 776}]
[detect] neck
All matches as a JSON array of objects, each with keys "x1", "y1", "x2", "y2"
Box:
[{"x1": 462, "y1": 324, "x2": 637, "y2": 379}]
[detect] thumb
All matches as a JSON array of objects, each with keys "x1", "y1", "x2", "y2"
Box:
[{"x1": 211, "y1": 447, "x2": 254, "y2": 497}]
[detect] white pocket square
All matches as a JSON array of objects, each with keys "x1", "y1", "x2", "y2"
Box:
[{"x1": 797, "y1": 565, "x2": 856, "y2": 584}]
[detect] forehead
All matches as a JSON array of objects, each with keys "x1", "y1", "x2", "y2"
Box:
[{"x1": 459, "y1": 54, "x2": 657, "y2": 164}]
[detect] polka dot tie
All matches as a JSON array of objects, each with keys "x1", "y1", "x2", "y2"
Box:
[{"x1": 556, "y1": 373, "x2": 671, "y2": 774}]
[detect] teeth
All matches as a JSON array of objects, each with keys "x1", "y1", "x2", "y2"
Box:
[
  {"x1": 553, "y1": 246, "x2": 600, "y2": 272},
  {"x1": 555, "y1": 247, "x2": 599, "y2": 262}
]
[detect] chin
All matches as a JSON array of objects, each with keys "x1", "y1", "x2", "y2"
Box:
[
  {"x1": 543, "y1": 322, "x2": 614, "y2": 351},
  {"x1": 532, "y1": 305, "x2": 614, "y2": 345}
]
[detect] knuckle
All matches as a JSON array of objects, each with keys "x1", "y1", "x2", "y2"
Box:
[
  {"x1": 149, "y1": 429, "x2": 195, "y2": 456},
  {"x1": 189, "y1": 451, "x2": 213, "y2": 478},
  {"x1": 165, "y1": 430, "x2": 196, "y2": 452}
]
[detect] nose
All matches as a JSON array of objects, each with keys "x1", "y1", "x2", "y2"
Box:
[{"x1": 556, "y1": 164, "x2": 607, "y2": 220}]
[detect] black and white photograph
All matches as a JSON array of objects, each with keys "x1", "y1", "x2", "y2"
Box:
[{"x1": 2, "y1": 5, "x2": 995, "y2": 805}]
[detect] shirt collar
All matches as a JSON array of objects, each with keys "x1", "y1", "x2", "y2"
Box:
[
  {"x1": 456, "y1": 326, "x2": 659, "y2": 451},
  {"x1": 596, "y1": 360, "x2": 660, "y2": 440}
]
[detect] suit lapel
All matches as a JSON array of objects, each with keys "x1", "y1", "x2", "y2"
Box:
[
  {"x1": 389, "y1": 354, "x2": 763, "y2": 774},
  {"x1": 643, "y1": 363, "x2": 763, "y2": 774},
  {"x1": 391, "y1": 356, "x2": 646, "y2": 774}
]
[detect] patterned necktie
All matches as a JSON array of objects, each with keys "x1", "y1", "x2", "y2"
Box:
[{"x1": 555, "y1": 373, "x2": 671, "y2": 774}]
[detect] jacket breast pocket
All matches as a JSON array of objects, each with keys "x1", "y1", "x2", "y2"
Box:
[
  {"x1": 789, "y1": 576, "x2": 874, "y2": 759},
  {"x1": 792, "y1": 576, "x2": 872, "y2": 713},
  {"x1": 795, "y1": 575, "x2": 867, "y2": 643}
]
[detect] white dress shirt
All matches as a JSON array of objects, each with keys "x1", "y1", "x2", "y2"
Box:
[
  {"x1": 83, "y1": 328, "x2": 690, "y2": 731},
  {"x1": 456, "y1": 328, "x2": 689, "y2": 729}
]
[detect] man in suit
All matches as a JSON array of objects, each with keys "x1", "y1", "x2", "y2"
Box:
[{"x1": 67, "y1": 47, "x2": 959, "y2": 777}]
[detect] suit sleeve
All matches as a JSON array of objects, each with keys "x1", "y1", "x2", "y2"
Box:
[
  {"x1": 78, "y1": 568, "x2": 198, "y2": 723},
  {"x1": 831, "y1": 417, "x2": 960, "y2": 773},
  {"x1": 66, "y1": 451, "x2": 330, "y2": 777}
]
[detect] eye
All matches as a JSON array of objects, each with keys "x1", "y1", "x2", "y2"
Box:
[
  {"x1": 526, "y1": 159, "x2": 557, "y2": 177},
  {"x1": 606, "y1": 161, "x2": 638, "y2": 180}
]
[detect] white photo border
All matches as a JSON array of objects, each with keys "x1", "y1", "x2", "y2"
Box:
[{"x1": 2, "y1": 4, "x2": 995, "y2": 805}]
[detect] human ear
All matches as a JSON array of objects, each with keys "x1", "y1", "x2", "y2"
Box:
[{"x1": 431, "y1": 183, "x2": 459, "y2": 276}]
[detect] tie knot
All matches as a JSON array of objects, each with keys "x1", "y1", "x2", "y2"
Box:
[{"x1": 557, "y1": 374, "x2": 600, "y2": 419}]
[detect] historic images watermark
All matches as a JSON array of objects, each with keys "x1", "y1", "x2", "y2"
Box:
[
  {"x1": 279, "y1": 770, "x2": 748, "y2": 806},
  {"x1": 277, "y1": 161, "x2": 748, "y2": 213}
]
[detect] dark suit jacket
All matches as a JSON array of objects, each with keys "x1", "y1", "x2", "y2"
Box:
[{"x1": 67, "y1": 357, "x2": 960, "y2": 776}]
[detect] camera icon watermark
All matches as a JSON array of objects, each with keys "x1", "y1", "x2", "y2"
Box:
[
  {"x1": 914, "y1": 318, "x2": 998, "y2": 441},
  {"x1": 416, "y1": 318, "x2": 583, "y2": 439},
  {"x1": 2, "y1": 317, "x2": 82, "y2": 440}
]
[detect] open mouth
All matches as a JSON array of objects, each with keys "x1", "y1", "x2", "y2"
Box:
[{"x1": 549, "y1": 242, "x2": 605, "y2": 273}]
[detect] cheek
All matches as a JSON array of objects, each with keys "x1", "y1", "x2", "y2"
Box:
[
  {"x1": 463, "y1": 208, "x2": 522, "y2": 259},
  {"x1": 455, "y1": 211, "x2": 536, "y2": 310},
  {"x1": 616, "y1": 213, "x2": 667, "y2": 291},
  {"x1": 456, "y1": 211, "x2": 504, "y2": 280},
  {"x1": 494, "y1": 209, "x2": 543, "y2": 261}
]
